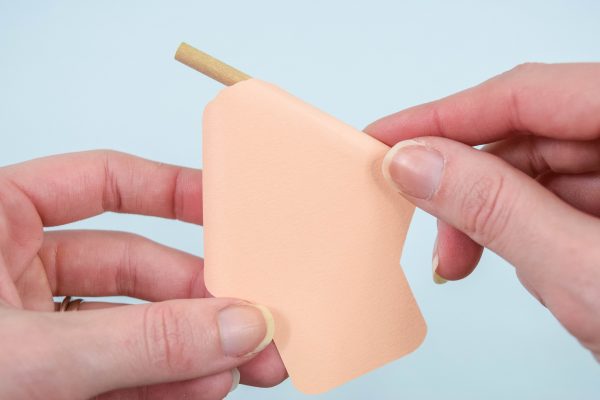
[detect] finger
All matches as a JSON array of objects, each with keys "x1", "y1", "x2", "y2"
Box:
[
  {"x1": 381, "y1": 138, "x2": 600, "y2": 321},
  {"x1": 1, "y1": 150, "x2": 203, "y2": 226},
  {"x1": 47, "y1": 298, "x2": 275, "y2": 399},
  {"x1": 434, "y1": 219, "x2": 483, "y2": 282},
  {"x1": 539, "y1": 172, "x2": 600, "y2": 217},
  {"x1": 483, "y1": 137, "x2": 600, "y2": 177},
  {"x1": 238, "y1": 342, "x2": 288, "y2": 387},
  {"x1": 433, "y1": 168, "x2": 600, "y2": 282},
  {"x1": 38, "y1": 230, "x2": 207, "y2": 301},
  {"x1": 54, "y1": 300, "x2": 288, "y2": 390},
  {"x1": 365, "y1": 63, "x2": 600, "y2": 146},
  {"x1": 82, "y1": 305, "x2": 289, "y2": 388},
  {"x1": 96, "y1": 370, "x2": 238, "y2": 400},
  {"x1": 52, "y1": 297, "x2": 288, "y2": 388}
]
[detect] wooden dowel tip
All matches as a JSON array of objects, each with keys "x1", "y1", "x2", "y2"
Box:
[{"x1": 175, "y1": 42, "x2": 251, "y2": 86}]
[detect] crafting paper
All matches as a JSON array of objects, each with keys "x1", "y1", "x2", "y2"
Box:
[{"x1": 202, "y1": 79, "x2": 426, "y2": 394}]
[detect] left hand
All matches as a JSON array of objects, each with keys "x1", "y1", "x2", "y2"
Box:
[{"x1": 0, "y1": 150, "x2": 287, "y2": 399}]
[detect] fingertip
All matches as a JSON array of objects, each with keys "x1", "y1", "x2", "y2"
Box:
[
  {"x1": 364, "y1": 106, "x2": 429, "y2": 146},
  {"x1": 363, "y1": 114, "x2": 392, "y2": 136},
  {"x1": 217, "y1": 302, "x2": 274, "y2": 357},
  {"x1": 431, "y1": 238, "x2": 447, "y2": 284},
  {"x1": 238, "y1": 343, "x2": 288, "y2": 388},
  {"x1": 249, "y1": 304, "x2": 276, "y2": 355},
  {"x1": 381, "y1": 139, "x2": 431, "y2": 195},
  {"x1": 229, "y1": 368, "x2": 240, "y2": 393},
  {"x1": 434, "y1": 220, "x2": 483, "y2": 281}
]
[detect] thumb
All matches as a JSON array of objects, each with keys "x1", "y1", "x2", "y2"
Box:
[
  {"x1": 51, "y1": 298, "x2": 274, "y2": 398},
  {"x1": 381, "y1": 138, "x2": 600, "y2": 347},
  {"x1": 381, "y1": 137, "x2": 597, "y2": 271}
]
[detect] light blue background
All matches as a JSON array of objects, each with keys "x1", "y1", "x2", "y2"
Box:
[{"x1": 1, "y1": 1, "x2": 599, "y2": 399}]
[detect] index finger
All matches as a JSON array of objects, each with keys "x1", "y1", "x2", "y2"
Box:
[
  {"x1": 1, "y1": 150, "x2": 203, "y2": 226},
  {"x1": 365, "y1": 63, "x2": 600, "y2": 146}
]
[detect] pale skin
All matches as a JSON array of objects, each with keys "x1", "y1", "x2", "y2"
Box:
[
  {"x1": 367, "y1": 62, "x2": 600, "y2": 361},
  {"x1": 0, "y1": 151, "x2": 287, "y2": 399},
  {"x1": 1, "y1": 63, "x2": 598, "y2": 399}
]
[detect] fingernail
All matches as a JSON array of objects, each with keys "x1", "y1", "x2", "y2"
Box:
[
  {"x1": 432, "y1": 237, "x2": 447, "y2": 284},
  {"x1": 229, "y1": 368, "x2": 241, "y2": 393},
  {"x1": 218, "y1": 303, "x2": 275, "y2": 357},
  {"x1": 382, "y1": 140, "x2": 444, "y2": 200}
]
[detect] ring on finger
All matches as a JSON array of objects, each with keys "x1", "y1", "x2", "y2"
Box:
[{"x1": 58, "y1": 296, "x2": 84, "y2": 312}]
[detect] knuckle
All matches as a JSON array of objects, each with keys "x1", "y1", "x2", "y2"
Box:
[
  {"x1": 100, "y1": 150, "x2": 136, "y2": 213},
  {"x1": 141, "y1": 303, "x2": 195, "y2": 373},
  {"x1": 171, "y1": 166, "x2": 185, "y2": 220},
  {"x1": 114, "y1": 233, "x2": 145, "y2": 297},
  {"x1": 459, "y1": 174, "x2": 512, "y2": 247},
  {"x1": 101, "y1": 151, "x2": 123, "y2": 212}
]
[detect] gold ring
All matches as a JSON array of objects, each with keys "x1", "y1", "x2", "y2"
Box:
[{"x1": 59, "y1": 296, "x2": 83, "y2": 312}]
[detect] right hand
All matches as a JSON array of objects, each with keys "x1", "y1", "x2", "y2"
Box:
[{"x1": 366, "y1": 63, "x2": 600, "y2": 361}]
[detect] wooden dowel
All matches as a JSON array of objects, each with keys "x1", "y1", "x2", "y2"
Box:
[{"x1": 174, "y1": 42, "x2": 251, "y2": 86}]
